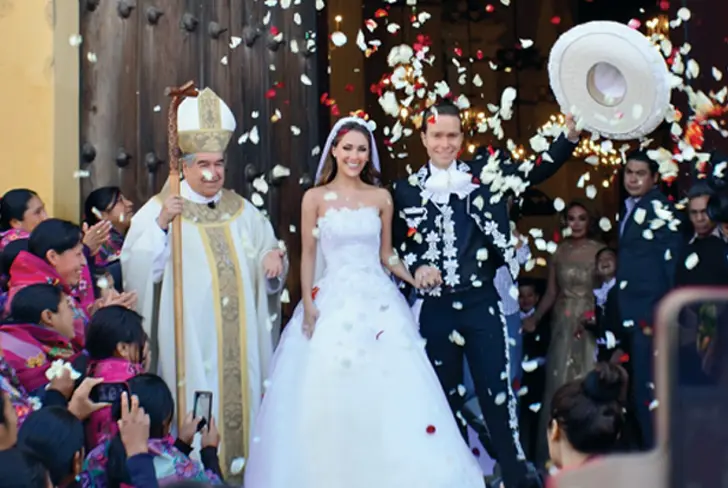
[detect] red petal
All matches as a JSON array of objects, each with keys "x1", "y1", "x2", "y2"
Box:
[
  {"x1": 270, "y1": 26, "x2": 280, "y2": 36},
  {"x1": 265, "y1": 88, "x2": 276, "y2": 99},
  {"x1": 407, "y1": 227, "x2": 417, "y2": 237},
  {"x1": 426, "y1": 425, "x2": 436, "y2": 434},
  {"x1": 374, "y1": 8, "x2": 388, "y2": 18},
  {"x1": 485, "y1": 4, "x2": 495, "y2": 13},
  {"x1": 344, "y1": 83, "x2": 355, "y2": 92},
  {"x1": 551, "y1": 16, "x2": 561, "y2": 25}
]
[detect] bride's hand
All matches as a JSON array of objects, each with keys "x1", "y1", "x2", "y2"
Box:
[{"x1": 303, "y1": 303, "x2": 319, "y2": 339}]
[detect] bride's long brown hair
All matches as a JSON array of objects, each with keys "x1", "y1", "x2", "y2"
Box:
[{"x1": 316, "y1": 122, "x2": 381, "y2": 186}]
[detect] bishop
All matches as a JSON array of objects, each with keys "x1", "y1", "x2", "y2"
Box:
[{"x1": 121, "y1": 87, "x2": 287, "y2": 469}]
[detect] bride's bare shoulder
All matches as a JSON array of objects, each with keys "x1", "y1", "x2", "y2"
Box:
[{"x1": 302, "y1": 187, "x2": 324, "y2": 210}]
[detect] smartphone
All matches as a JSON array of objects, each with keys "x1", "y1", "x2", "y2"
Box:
[
  {"x1": 90, "y1": 382, "x2": 129, "y2": 404},
  {"x1": 193, "y1": 390, "x2": 213, "y2": 432}
]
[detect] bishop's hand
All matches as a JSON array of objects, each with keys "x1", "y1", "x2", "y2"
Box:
[
  {"x1": 263, "y1": 249, "x2": 285, "y2": 278},
  {"x1": 414, "y1": 265, "x2": 442, "y2": 289},
  {"x1": 157, "y1": 195, "x2": 184, "y2": 231}
]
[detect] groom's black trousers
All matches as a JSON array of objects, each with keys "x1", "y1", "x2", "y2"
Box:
[{"x1": 419, "y1": 285, "x2": 528, "y2": 488}]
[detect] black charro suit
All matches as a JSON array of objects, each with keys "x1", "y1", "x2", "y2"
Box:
[{"x1": 391, "y1": 134, "x2": 577, "y2": 487}]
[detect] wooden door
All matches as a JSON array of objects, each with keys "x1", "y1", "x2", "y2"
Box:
[{"x1": 79, "y1": 0, "x2": 328, "y2": 310}]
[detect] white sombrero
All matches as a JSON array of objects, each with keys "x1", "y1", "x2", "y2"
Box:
[{"x1": 548, "y1": 21, "x2": 672, "y2": 140}]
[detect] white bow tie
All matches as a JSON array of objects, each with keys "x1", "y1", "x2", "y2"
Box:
[{"x1": 422, "y1": 169, "x2": 477, "y2": 204}]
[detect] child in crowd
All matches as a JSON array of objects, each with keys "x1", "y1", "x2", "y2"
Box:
[
  {"x1": 17, "y1": 406, "x2": 86, "y2": 487},
  {"x1": 517, "y1": 279, "x2": 549, "y2": 460},
  {"x1": 0, "y1": 448, "x2": 51, "y2": 488},
  {"x1": 588, "y1": 247, "x2": 623, "y2": 364},
  {"x1": 84, "y1": 187, "x2": 133, "y2": 294},
  {"x1": 0, "y1": 284, "x2": 82, "y2": 395},
  {"x1": 85, "y1": 305, "x2": 148, "y2": 451},
  {"x1": 82, "y1": 374, "x2": 224, "y2": 487}
]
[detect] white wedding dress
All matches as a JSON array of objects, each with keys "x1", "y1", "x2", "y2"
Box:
[{"x1": 244, "y1": 206, "x2": 485, "y2": 488}]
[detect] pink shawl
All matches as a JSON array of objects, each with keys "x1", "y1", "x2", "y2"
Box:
[{"x1": 7, "y1": 251, "x2": 93, "y2": 349}]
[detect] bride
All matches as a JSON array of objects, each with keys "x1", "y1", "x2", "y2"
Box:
[{"x1": 243, "y1": 116, "x2": 485, "y2": 488}]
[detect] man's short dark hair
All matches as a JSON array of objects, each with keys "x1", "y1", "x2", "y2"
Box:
[
  {"x1": 421, "y1": 100, "x2": 462, "y2": 133},
  {"x1": 625, "y1": 150, "x2": 659, "y2": 175},
  {"x1": 686, "y1": 181, "x2": 714, "y2": 201}
]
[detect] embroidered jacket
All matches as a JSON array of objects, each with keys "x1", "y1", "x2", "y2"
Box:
[{"x1": 392, "y1": 134, "x2": 578, "y2": 297}]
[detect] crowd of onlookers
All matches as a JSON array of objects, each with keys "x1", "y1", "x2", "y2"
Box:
[
  {"x1": 1, "y1": 148, "x2": 726, "y2": 487},
  {"x1": 0, "y1": 188, "x2": 223, "y2": 487}
]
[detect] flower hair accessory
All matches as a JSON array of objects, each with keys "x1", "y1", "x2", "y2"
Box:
[{"x1": 314, "y1": 115, "x2": 381, "y2": 183}]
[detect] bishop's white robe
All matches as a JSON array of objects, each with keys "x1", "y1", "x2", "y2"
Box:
[{"x1": 120, "y1": 181, "x2": 286, "y2": 470}]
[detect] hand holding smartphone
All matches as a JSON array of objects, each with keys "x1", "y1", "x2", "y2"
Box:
[{"x1": 193, "y1": 391, "x2": 213, "y2": 432}]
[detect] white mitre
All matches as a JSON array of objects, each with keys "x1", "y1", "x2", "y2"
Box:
[{"x1": 177, "y1": 87, "x2": 237, "y2": 154}]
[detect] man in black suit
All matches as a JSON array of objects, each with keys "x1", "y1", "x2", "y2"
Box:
[
  {"x1": 391, "y1": 100, "x2": 580, "y2": 487},
  {"x1": 616, "y1": 151, "x2": 683, "y2": 450}
]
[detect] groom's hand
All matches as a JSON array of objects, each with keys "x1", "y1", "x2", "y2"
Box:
[
  {"x1": 565, "y1": 113, "x2": 581, "y2": 143},
  {"x1": 415, "y1": 265, "x2": 442, "y2": 289}
]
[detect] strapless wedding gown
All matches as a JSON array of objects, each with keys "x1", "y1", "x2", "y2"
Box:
[{"x1": 244, "y1": 206, "x2": 485, "y2": 488}]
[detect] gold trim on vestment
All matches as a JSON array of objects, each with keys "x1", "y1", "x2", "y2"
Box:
[
  {"x1": 178, "y1": 130, "x2": 233, "y2": 154},
  {"x1": 155, "y1": 188, "x2": 244, "y2": 226},
  {"x1": 156, "y1": 189, "x2": 249, "y2": 475}
]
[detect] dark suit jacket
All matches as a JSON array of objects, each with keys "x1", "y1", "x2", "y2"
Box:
[
  {"x1": 617, "y1": 187, "x2": 684, "y2": 327},
  {"x1": 594, "y1": 285, "x2": 624, "y2": 362},
  {"x1": 391, "y1": 134, "x2": 578, "y2": 294}
]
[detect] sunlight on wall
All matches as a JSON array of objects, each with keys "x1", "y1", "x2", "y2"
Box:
[{"x1": 0, "y1": 0, "x2": 79, "y2": 221}]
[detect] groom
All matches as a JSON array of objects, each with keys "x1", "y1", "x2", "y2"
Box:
[{"x1": 392, "y1": 100, "x2": 580, "y2": 487}]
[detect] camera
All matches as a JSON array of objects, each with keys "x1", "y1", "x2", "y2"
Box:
[{"x1": 705, "y1": 152, "x2": 728, "y2": 223}]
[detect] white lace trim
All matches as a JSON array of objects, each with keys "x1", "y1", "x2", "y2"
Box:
[{"x1": 498, "y1": 301, "x2": 527, "y2": 461}]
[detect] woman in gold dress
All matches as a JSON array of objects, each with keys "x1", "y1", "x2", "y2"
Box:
[{"x1": 521, "y1": 201, "x2": 605, "y2": 466}]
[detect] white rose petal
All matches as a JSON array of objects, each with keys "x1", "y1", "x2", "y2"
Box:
[
  {"x1": 599, "y1": 217, "x2": 612, "y2": 232},
  {"x1": 684, "y1": 252, "x2": 699, "y2": 270},
  {"x1": 633, "y1": 208, "x2": 646, "y2": 224},
  {"x1": 528, "y1": 403, "x2": 542, "y2": 413},
  {"x1": 519, "y1": 38, "x2": 533, "y2": 49},
  {"x1": 553, "y1": 197, "x2": 565, "y2": 212},
  {"x1": 495, "y1": 392, "x2": 507, "y2": 405},
  {"x1": 677, "y1": 7, "x2": 691, "y2": 21},
  {"x1": 619, "y1": 280, "x2": 628, "y2": 289},
  {"x1": 457, "y1": 384, "x2": 467, "y2": 397},
  {"x1": 586, "y1": 185, "x2": 597, "y2": 199},
  {"x1": 522, "y1": 359, "x2": 540, "y2": 373},
  {"x1": 251, "y1": 193, "x2": 264, "y2": 207},
  {"x1": 642, "y1": 229, "x2": 654, "y2": 240},
  {"x1": 664, "y1": 249, "x2": 672, "y2": 260},
  {"x1": 605, "y1": 331, "x2": 617, "y2": 349},
  {"x1": 69, "y1": 34, "x2": 83, "y2": 47},
  {"x1": 452, "y1": 301, "x2": 463, "y2": 310},
  {"x1": 448, "y1": 330, "x2": 466, "y2": 346},
  {"x1": 230, "y1": 457, "x2": 246, "y2": 475}
]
